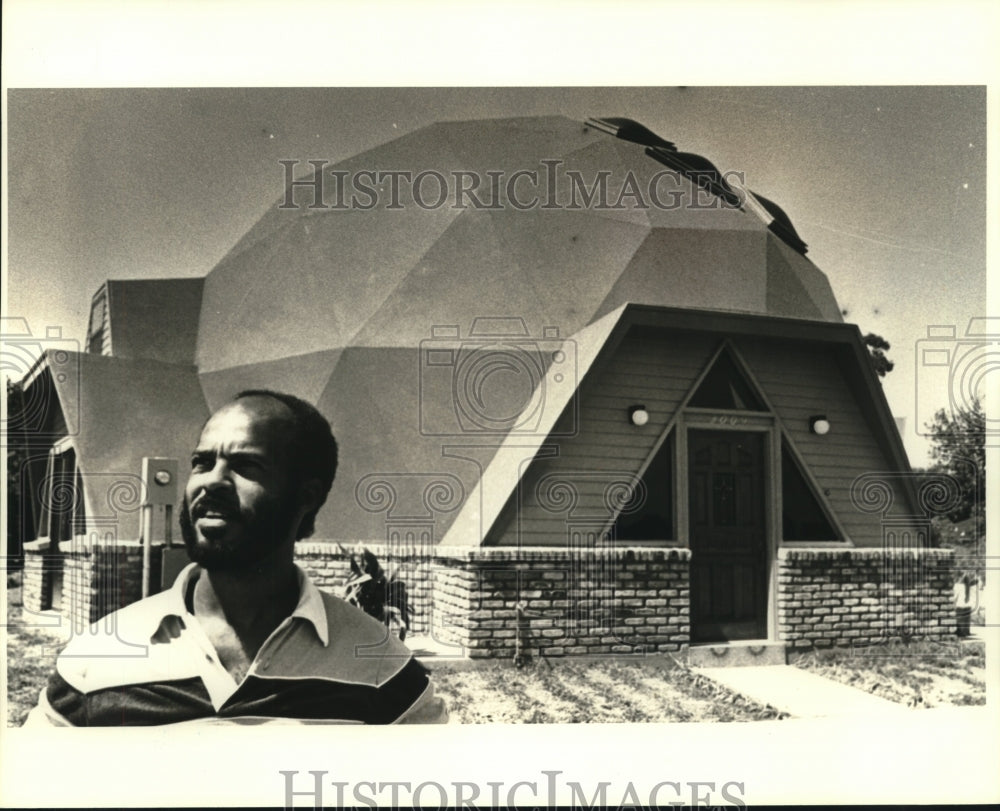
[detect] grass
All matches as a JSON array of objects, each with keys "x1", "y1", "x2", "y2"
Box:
[
  {"x1": 5, "y1": 580, "x2": 65, "y2": 727},
  {"x1": 789, "y1": 639, "x2": 986, "y2": 708}
]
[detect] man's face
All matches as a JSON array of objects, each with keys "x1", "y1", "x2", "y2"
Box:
[{"x1": 180, "y1": 398, "x2": 302, "y2": 572}]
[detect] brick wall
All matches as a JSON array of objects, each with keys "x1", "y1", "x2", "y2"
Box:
[
  {"x1": 22, "y1": 543, "x2": 55, "y2": 614},
  {"x1": 23, "y1": 540, "x2": 163, "y2": 628},
  {"x1": 777, "y1": 547, "x2": 956, "y2": 648},
  {"x1": 296, "y1": 542, "x2": 435, "y2": 634},
  {"x1": 63, "y1": 542, "x2": 163, "y2": 629},
  {"x1": 430, "y1": 546, "x2": 692, "y2": 659},
  {"x1": 24, "y1": 540, "x2": 958, "y2": 658}
]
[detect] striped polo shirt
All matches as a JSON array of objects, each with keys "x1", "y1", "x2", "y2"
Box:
[{"x1": 25, "y1": 563, "x2": 447, "y2": 726}]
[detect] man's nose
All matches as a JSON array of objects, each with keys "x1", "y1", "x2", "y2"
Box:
[{"x1": 193, "y1": 458, "x2": 234, "y2": 494}]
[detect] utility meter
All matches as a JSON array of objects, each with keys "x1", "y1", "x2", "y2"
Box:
[{"x1": 142, "y1": 457, "x2": 178, "y2": 506}]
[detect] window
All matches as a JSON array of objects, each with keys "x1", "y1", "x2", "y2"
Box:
[
  {"x1": 612, "y1": 431, "x2": 675, "y2": 541},
  {"x1": 781, "y1": 442, "x2": 839, "y2": 541},
  {"x1": 42, "y1": 446, "x2": 84, "y2": 543},
  {"x1": 87, "y1": 287, "x2": 109, "y2": 355},
  {"x1": 688, "y1": 350, "x2": 767, "y2": 411}
]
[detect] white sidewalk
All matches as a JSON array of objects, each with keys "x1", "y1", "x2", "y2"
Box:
[{"x1": 695, "y1": 664, "x2": 908, "y2": 718}]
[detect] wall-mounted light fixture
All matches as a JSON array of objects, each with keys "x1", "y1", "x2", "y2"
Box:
[
  {"x1": 628, "y1": 405, "x2": 649, "y2": 426},
  {"x1": 809, "y1": 415, "x2": 831, "y2": 435}
]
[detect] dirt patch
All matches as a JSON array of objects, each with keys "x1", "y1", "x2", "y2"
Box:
[{"x1": 430, "y1": 657, "x2": 788, "y2": 724}]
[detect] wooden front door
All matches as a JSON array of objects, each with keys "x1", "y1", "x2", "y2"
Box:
[{"x1": 688, "y1": 429, "x2": 767, "y2": 642}]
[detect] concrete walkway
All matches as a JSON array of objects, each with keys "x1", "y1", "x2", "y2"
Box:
[{"x1": 694, "y1": 664, "x2": 908, "y2": 718}]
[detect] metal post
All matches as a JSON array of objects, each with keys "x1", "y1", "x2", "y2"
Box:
[
  {"x1": 140, "y1": 457, "x2": 178, "y2": 597},
  {"x1": 141, "y1": 504, "x2": 152, "y2": 598}
]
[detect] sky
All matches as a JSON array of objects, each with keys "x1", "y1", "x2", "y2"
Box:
[{"x1": 5, "y1": 86, "x2": 987, "y2": 465}]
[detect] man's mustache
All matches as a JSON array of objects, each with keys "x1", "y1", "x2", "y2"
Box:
[{"x1": 188, "y1": 495, "x2": 240, "y2": 520}]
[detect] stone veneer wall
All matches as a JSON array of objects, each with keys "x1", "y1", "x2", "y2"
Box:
[
  {"x1": 23, "y1": 541, "x2": 958, "y2": 657},
  {"x1": 23, "y1": 540, "x2": 163, "y2": 629},
  {"x1": 777, "y1": 547, "x2": 956, "y2": 648},
  {"x1": 431, "y1": 547, "x2": 692, "y2": 659},
  {"x1": 21, "y1": 543, "x2": 55, "y2": 615},
  {"x1": 291, "y1": 544, "x2": 693, "y2": 657},
  {"x1": 296, "y1": 542, "x2": 436, "y2": 634}
]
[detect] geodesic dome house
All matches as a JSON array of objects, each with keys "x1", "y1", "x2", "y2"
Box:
[{"x1": 15, "y1": 116, "x2": 956, "y2": 658}]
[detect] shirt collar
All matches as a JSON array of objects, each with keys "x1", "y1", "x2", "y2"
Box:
[
  {"x1": 290, "y1": 565, "x2": 330, "y2": 647},
  {"x1": 156, "y1": 562, "x2": 330, "y2": 647}
]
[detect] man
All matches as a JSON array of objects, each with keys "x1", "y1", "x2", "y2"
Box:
[{"x1": 27, "y1": 390, "x2": 447, "y2": 725}]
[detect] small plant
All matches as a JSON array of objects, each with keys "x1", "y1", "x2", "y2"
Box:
[{"x1": 339, "y1": 547, "x2": 412, "y2": 640}]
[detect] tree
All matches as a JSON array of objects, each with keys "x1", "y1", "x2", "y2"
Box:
[
  {"x1": 920, "y1": 396, "x2": 986, "y2": 588},
  {"x1": 863, "y1": 332, "x2": 894, "y2": 378},
  {"x1": 925, "y1": 395, "x2": 985, "y2": 526}
]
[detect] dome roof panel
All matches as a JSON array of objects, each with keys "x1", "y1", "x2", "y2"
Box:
[
  {"x1": 436, "y1": 115, "x2": 597, "y2": 171},
  {"x1": 196, "y1": 115, "x2": 843, "y2": 374},
  {"x1": 593, "y1": 227, "x2": 770, "y2": 320}
]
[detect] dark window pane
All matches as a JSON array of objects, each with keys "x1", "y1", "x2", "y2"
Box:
[
  {"x1": 49, "y1": 449, "x2": 84, "y2": 543},
  {"x1": 781, "y1": 444, "x2": 839, "y2": 540},
  {"x1": 614, "y1": 432, "x2": 674, "y2": 541},
  {"x1": 689, "y1": 351, "x2": 766, "y2": 411}
]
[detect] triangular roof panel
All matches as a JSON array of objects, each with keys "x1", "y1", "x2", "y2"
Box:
[{"x1": 442, "y1": 305, "x2": 629, "y2": 546}]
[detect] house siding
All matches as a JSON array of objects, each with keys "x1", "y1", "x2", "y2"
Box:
[
  {"x1": 489, "y1": 328, "x2": 716, "y2": 546},
  {"x1": 491, "y1": 326, "x2": 924, "y2": 550},
  {"x1": 24, "y1": 306, "x2": 961, "y2": 659},
  {"x1": 734, "y1": 336, "x2": 918, "y2": 546}
]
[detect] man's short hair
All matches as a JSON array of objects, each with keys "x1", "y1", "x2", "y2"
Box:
[{"x1": 234, "y1": 389, "x2": 338, "y2": 539}]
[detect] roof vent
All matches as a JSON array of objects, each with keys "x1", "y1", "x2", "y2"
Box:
[
  {"x1": 585, "y1": 117, "x2": 676, "y2": 150},
  {"x1": 746, "y1": 190, "x2": 808, "y2": 254},
  {"x1": 645, "y1": 146, "x2": 743, "y2": 209}
]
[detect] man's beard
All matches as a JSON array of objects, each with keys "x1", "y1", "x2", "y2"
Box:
[{"x1": 179, "y1": 490, "x2": 300, "y2": 573}]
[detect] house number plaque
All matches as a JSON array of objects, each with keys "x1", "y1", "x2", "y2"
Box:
[{"x1": 710, "y1": 414, "x2": 749, "y2": 426}]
